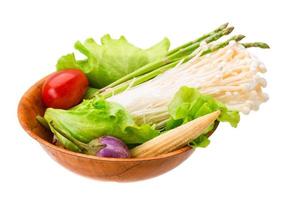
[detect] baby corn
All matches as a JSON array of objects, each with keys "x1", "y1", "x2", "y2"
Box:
[{"x1": 131, "y1": 111, "x2": 220, "y2": 158}]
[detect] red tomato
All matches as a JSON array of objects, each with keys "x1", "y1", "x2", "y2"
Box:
[{"x1": 42, "y1": 69, "x2": 88, "y2": 109}]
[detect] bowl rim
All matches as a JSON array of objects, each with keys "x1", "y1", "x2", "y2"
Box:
[{"x1": 18, "y1": 75, "x2": 218, "y2": 162}]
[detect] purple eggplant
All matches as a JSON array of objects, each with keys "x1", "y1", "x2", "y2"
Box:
[
  {"x1": 49, "y1": 121, "x2": 130, "y2": 158},
  {"x1": 96, "y1": 136, "x2": 130, "y2": 158}
]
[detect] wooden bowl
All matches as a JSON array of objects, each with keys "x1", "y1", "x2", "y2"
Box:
[{"x1": 18, "y1": 76, "x2": 216, "y2": 182}]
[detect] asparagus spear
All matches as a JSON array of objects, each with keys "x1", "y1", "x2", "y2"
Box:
[
  {"x1": 94, "y1": 35, "x2": 245, "y2": 98},
  {"x1": 242, "y1": 42, "x2": 270, "y2": 49},
  {"x1": 101, "y1": 24, "x2": 234, "y2": 90},
  {"x1": 199, "y1": 35, "x2": 245, "y2": 56},
  {"x1": 101, "y1": 61, "x2": 179, "y2": 98},
  {"x1": 168, "y1": 26, "x2": 234, "y2": 60},
  {"x1": 167, "y1": 23, "x2": 229, "y2": 56}
]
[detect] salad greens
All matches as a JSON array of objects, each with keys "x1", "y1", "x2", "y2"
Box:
[
  {"x1": 43, "y1": 86, "x2": 239, "y2": 151},
  {"x1": 40, "y1": 23, "x2": 269, "y2": 155},
  {"x1": 56, "y1": 34, "x2": 170, "y2": 88},
  {"x1": 44, "y1": 97, "x2": 160, "y2": 151},
  {"x1": 166, "y1": 86, "x2": 240, "y2": 147}
]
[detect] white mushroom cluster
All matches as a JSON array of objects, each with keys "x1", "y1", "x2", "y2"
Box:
[
  {"x1": 109, "y1": 41, "x2": 268, "y2": 125},
  {"x1": 185, "y1": 41, "x2": 268, "y2": 114}
]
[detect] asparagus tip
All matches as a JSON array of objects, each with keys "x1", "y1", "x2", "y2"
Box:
[
  {"x1": 255, "y1": 42, "x2": 270, "y2": 49},
  {"x1": 224, "y1": 26, "x2": 234, "y2": 34},
  {"x1": 242, "y1": 42, "x2": 270, "y2": 49},
  {"x1": 234, "y1": 34, "x2": 246, "y2": 41},
  {"x1": 213, "y1": 23, "x2": 229, "y2": 32},
  {"x1": 219, "y1": 22, "x2": 229, "y2": 30},
  {"x1": 262, "y1": 43, "x2": 270, "y2": 49}
]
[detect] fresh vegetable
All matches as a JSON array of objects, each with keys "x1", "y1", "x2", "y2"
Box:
[
  {"x1": 38, "y1": 23, "x2": 269, "y2": 158},
  {"x1": 97, "y1": 25, "x2": 269, "y2": 94},
  {"x1": 50, "y1": 121, "x2": 130, "y2": 158},
  {"x1": 96, "y1": 39, "x2": 269, "y2": 99},
  {"x1": 107, "y1": 41, "x2": 267, "y2": 130},
  {"x1": 42, "y1": 69, "x2": 88, "y2": 109},
  {"x1": 99, "y1": 35, "x2": 245, "y2": 99},
  {"x1": 43, "y1": 97, "x2": 159, "y2": 152},
  {"x1": 131, "y1": 111, "x2": 220, "y2": 158},
  {"x1": 42, "y1": 86, "x2": 238, "y2": 152},
  {"x1": 100, "y1": 23, "x2": 235, "y2": 91},
  {"x1": 84, "y1": 87, "x2": 99, "y2": 99},
  {"x1": 36, "y1": 115, "x2": 82, "y2": 152},
  {"x1": 166, "y1": 86, "x2": 240, "y2": 129},
  {"x1": 56, "y1": 35, "x2": 170, "y2": 88},
  {"x1": 96, "y1": 136, "x2": 130, "y2": 158},
  {"x1": 165, "y1": 86, "x2": 240, "y2": 147}
]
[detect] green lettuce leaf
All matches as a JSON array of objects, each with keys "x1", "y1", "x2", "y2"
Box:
[
  {"x1": 190, "y1": 135, "x2": 211, "y2": 148},
  {"x1": 44, "y1": 97, "x2": 160, "y2": 151},
  {"x1": 56, "y1": 35, "x2": 170, "y2": 88},
  {"x1": 166, "y1": 86, "x2": 240, "y2": 147}
]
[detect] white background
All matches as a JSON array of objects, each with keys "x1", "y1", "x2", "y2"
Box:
[{"x1": 1, "y1": 0, "x2": 299, "y2": 199}]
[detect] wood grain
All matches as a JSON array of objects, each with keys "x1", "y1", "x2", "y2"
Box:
[{"x1": 17, "y1": 76, "x2": 217, "y2": 182}]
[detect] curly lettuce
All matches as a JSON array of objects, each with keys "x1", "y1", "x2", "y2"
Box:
[
  {"x1": 166, "y1": 86, "x2": 240, "y2": 147},
  {"x1": 56, "y1": 35, "x2": 170, "y2": 88},
  {"x1": 44, "y1": 97, "x2": 160, "y2": 151}
]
